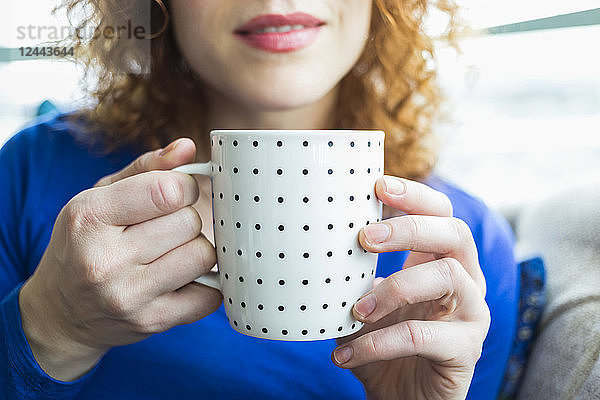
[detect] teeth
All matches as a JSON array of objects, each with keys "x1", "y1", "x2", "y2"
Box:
[{"x1": 254, "y1": 25, "x2": 307, "y2": 34}]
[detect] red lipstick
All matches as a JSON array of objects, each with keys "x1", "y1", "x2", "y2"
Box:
[{"x1": 234, "y1": 13, "x2": 325, "y2": 53}]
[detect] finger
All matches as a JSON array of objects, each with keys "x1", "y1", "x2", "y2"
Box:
[
  {"x1": 94, "y1": 138, "x2": 196, "y2": 187},
  {"x1": 359, "y1": 216, "x2": 485, "y2": 294},
  {"x1": 123, "y1": 206, "x2": 203, "y2": 264},
  {"x1": 332, "y1": 319, "x2": 483, "y2": 371},
  {"x1": 138, "y1": 235, "x2": 217, "y2": 295},
  {"x1": 140, "y1": 282, "x2": 222, "y2": 334},
  {"x1": 352, "y1": 258, "x2": 485, "y2": 324},
  {"x1": 376, "y1": 176, "x2": 453, "y2": 217},
  {"x1": 88, "y1": 170, "x2": 199, "y2": 226}
]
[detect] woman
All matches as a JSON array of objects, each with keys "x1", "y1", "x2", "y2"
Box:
[{"x1": 0, "y1": 0, "x2": 518, "y2": 399}]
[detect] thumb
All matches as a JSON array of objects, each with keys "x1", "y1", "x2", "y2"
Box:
[{"x1": 94, "y1": 138, "x2": 196, "y2": 187}]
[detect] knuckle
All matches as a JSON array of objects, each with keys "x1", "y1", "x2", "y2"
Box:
[
  {"x1": 63, "y1": 192, "x2": 102, "y2": 232},
  {"x1": 402, "y1": 216, "x2": 423, "y2": 249},
  {"x1": 387, "y1": 273, "x2": 408, "y2": 303},
  {"x1": 363, "y1": 332, "x2": 381, "y2": 359},
  {"x1": 133, "y1": 312, "x2": 168, "y2": 335},
  {"x1": 150, "y1": 173, "x2": 186, "y2": 212},
  {"x1": 181, "y1": 207, "x2": 203, "y2": 237},
  {"x1": 403, "y1": 320, "x2": 431, "y2": 354},
  {"x1": 449, "y1": 217, "x2": 472, "y2": 243},
  {"x1": 132, "y1": 155, "x2": 148, "y2": 174},
  {"x1": 437, "y1": 257, "x2": 464, "y2": 286},
  {"x1": 104, "y1": 290, "x2": 133, "y2": 317},
  {"x1": 195, "y1": 238, "x2": 217, "y2": 273},
  {"x1": 439, "y1": 192, "x2": 454, "y2": 216}
]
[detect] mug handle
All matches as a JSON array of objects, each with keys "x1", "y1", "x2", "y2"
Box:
[{"x1": 172, "y1": 162, "x2": 221, "y2": 292}]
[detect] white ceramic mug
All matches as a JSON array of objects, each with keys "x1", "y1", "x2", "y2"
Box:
[{"x1": 174, "y1": 130, "x2": 384, "y2": 341}]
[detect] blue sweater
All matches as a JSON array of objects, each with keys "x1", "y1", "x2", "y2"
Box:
[{"x1": 0, "y1": 114, "x2": 519, "y2": 399}]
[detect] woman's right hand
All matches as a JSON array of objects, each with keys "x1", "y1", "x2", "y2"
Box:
[{"x1": 18, "y1": 138, "x2": 222, "y2": 381}]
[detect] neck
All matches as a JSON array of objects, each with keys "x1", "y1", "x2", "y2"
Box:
[{"x1": 195, "y1": 85, "x2": 339, "y2": 161}]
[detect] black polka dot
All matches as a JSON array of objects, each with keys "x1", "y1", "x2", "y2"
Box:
[
  {"x1": 367, "y1": 168, "x2": 371, "y2": 173},
  {"x1": 277, "y1": 168, "x2": 283, "y2": 175},
  {"x1": 212, "y1": 193, "x2": 214, "y2": 198},
  {"x1": 379, "y1": 141, "x2": 381, "y2": 146},
  {"x1": 233, "y1": 320, "x2": 238, "y2": 326},
  {"x1": 256, "y1": 251, "x2": 262, "y2": 258},
  {"x1": 236, "y1": 221, "x2": 241, "y2": 228},
  {"x1": 327, "y1": 223, "x2": 333, "y2": 230},
  {"x1": 255, "y1": 223, "x2": 261, "y2": 230},
  {"x1": 350, "y1": 168, "x2": 354, "y2": 174},
  {"x1": 241, "y1": 302, "x2": 246, "y2": 308},
  {"x1": 302, "y1": 330, "x2": 308, "y2": 335},
  {"x1": 278, "y1": 225, "x2": 284, "y2": 231},
  {"x1": 234, "y1": 194, "x2": 240, "y2": 201},
  {"x1": 342, "y1": 301, "x2": 347, "y2": 307},
  {"x1": 220, "y1": 220, "x2": 224, "y2": 226},
  {"x1": 372, "y1": 269, "x2": 375, "y2": 275},
  {"x1": 366, "y1": 221, "x2": 370, "y2": 225},
  {"x1": 277, "y1": 140, "x2": 283, "y2": 147},
  {"x1": 361, "y1": 272, "x2": 365, "y2": 278},
  {"x1": 254, "y1": 196, "x2": 260, "y2": 202},
  {"x1": 368, "y1": 141, "x2": 371, "y2": 147},
  {"x1": 278, "y1": 305, "x2": 285, "y2": 311},
  {"x1": 278, "y1": 252, "x2": 285, "y2": 259},
  {"x1": 320, "y1": 328, "x2": 325, "y2": 334},
  {"x1": 348, "y1": 249, "x2": 353, "y2": 255},
  {"x1": 239, "y1": 276, "x2": 244, "y2": 282},
  {"x1": 253, "y1": 140, "x2": 259, "y2": 147},
  {"x1": 364, "y1": 249, "x2": 368, "y2": 253},
  {"x1": 219, "y1": 193, "x2": 224, "y2": 199},
  {"x1": 322, "y1": 304, "x2": 328, "y2": 309},
  {"x1": 327, "y1": 196, "x2": 333, "y2": 202},
  {"x1": 303, "y1": 197, "x2": 309, "y2": 203},
  {"x1": 303, "y1": 225, "x2": 309, "y2": 231},
  {"x1": 352, "y1": 323, "x2": 356, "y2": 329},
  {"x1": 278, "y1": 196, "x2": 284, "y2": 203},
  {"x1": 367, "y1": 194, "x2": 371, "y2": 200},
  {"x1": 257, "y1": 278, "x2": 263, "y2": 284},
  {"x1": 282, "y1": 330, "x2": 288, "y2": 335},
  {"x1": 349, "y1": 222, "x2": 354, "y2": 228},
  {"x1": 218, "y1": 166, "x2": 222, "y2": 172},
  {"x1": 246, "y1": 325, "x2": 251, "y2": 331},
  {"x1": 325, "y1": 278, "x2": 331, "y2": 283},
  {"x1": 345, "y1": 275, "x2": 351, "y2": 281},
  {"x1": 228, "y1": 298, "x2": 233, "y2": 304},
  {"x1": 237, "y1": 249, "x2": 243, "y2": 256},
  {"x1": 233, "y1": 167, "x2": 239, "y2": 173},
  {"x1": 328, "y1": 168, "x2": 333, "y2": 175},
  {"x1": 303, "y1": 140, "x2": 308, "y2": 147},
  {"x1": 302, "y1": 279, "x2": 309, "y2": 285},
  {"x1": 303, "y1": 252, "x2": 309, "y2": 258},
  {"x1": 225, "y1": 272, "x2": 229, "y2": 279},
  {"x1": 300, "y1": 305, "x2": 307, "y2": 311},
  {"x1": 258, "y1": 304, "x2": 264, "y2": 310},
  {"x1": 262, "y1": 328, "x2": 268, "y2": 333},
  {"x1": 219, "y1": 139, "x2": 222, "y2": 145},
  {"x1": 349, "y1": 195, "x2": 354, "y2": 201},
  {"x1": 350, "y1": 141, "x2": 355, "y2": 147},
  {"x1": 338, "y1": 326, "x2": 343, "y2": 332},
  {"x1": 278, "y1": 279, "x2": 285, "y2": 285},
  {"x1": 253, "y1": 168, "x2": 259, "y2": 175},
  {"x1": 327, "y1": 251, "x2": 333, "y2": 257},
  {"x1": 302, "y1": 169, "x2": 309, "y2": 175},
  {"x1": 233, "y1": 140, "x2": 238, "y2": 146}
]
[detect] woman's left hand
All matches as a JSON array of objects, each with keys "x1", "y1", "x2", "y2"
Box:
[{"x1": 333, "y1": 176, "x2": 491, "y2": 400}]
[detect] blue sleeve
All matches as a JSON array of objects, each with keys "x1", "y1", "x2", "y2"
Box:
[
  {"x1": 0, "y1": 129, "x2": 98, "y2": 399},
  {"x1": 466, "y1": 208, "x2": 519, "y2": 400}
]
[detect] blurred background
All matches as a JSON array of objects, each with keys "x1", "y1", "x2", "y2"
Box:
[{"x1": 2, "y1": 0, "x2": 600, "y2": 216}]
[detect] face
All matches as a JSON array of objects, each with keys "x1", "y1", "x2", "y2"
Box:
[{"x1": 170, "y1": 0, "x2": 372, "y2": 111}]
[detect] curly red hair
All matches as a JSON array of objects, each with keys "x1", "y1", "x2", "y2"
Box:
[{"x1": 57, "y1": 0, "x2": 461, "y2": 179}]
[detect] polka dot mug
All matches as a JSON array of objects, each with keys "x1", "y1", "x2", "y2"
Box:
[{"x1": 173, "y1": 130, "x2": 384, "y2": 341}]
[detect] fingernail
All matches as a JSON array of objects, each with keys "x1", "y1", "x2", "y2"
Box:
[
  {"x1": 354, "y1": 293, "x2": 376, "y2": 319},
  {"x1": 333, "y1": 346, "x2": 353, "y2": 364},
  {"x1": 363, "y1": 223, "x2": 390, "y2": 244},
  {"x1": 383, "y1": 176, "x2": 407, "y2": 196},
  {"x1": 159, "y1": 140, "x2": 180, "y2": 157}
]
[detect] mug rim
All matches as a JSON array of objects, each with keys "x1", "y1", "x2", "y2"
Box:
[{"x1": 210, "y1": 129, "x2": 385, "y2": 136}]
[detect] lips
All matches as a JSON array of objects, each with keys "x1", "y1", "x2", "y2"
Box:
[{"x1": 234, "y1": 13, "x2": 326, "y2": 53}]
